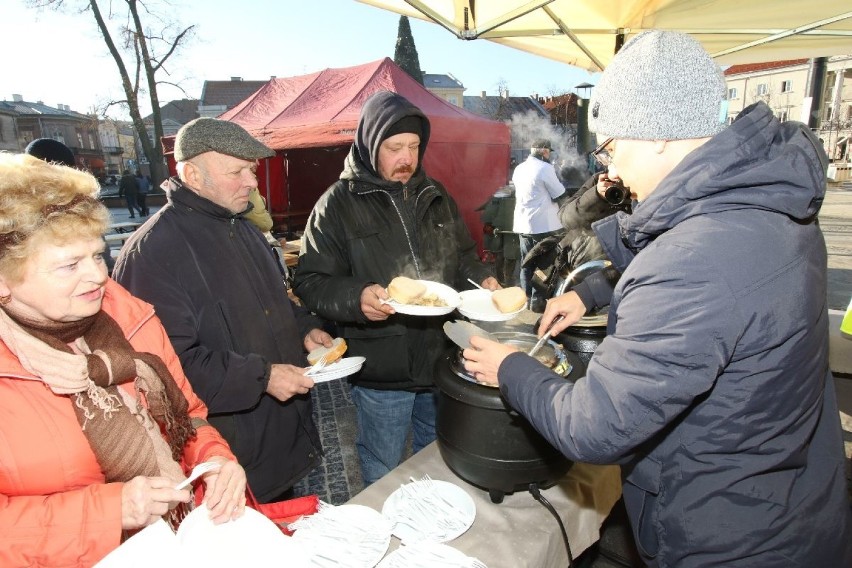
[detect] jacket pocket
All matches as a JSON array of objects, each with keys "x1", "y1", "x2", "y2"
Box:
[
  {"x1": 342, "y1": 323, "x2": 410, "y2": 381},
  {"x1": 623, "y1": 457, "x2": 662, "y2": 560}
]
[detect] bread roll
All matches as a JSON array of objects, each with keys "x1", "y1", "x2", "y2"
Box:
[
  {"x1": 387, "y1": 276, "x2": 426, "y2": 304},
  {"x1": 307, "y1": 337, "x2": 347, "y2": 366},
  {"x1": 492, "y1": 287, "x2": 527, "y2": 313}
]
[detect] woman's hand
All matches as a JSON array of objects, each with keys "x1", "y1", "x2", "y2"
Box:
[
  {"x1": 199, "y1": 456, "x2": 247, "y2": 524},
  {"x1": 120, "y1": 476, "x2": 191, "y2": 530},
  {"x1": 538, "y1": 291, "x2": 587, "y2": 336},
  {"x1": 463, "y1": 336, "x2": 519, "y2": 386}
]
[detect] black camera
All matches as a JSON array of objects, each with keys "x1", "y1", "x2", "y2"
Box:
[{"x1": 603, "y1": 179, "x2": 630, "y2": 206}]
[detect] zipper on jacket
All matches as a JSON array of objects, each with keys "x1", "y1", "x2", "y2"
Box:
[
  {"x1": 359, "y1": 186, "x2": 430, "y2": 278},
  {"x1": 229, "y1": 217, "x2": 236, "y2": 238}
]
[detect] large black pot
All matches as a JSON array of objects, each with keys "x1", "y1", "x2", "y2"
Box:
[
  {"x1": 556, "y1": 319, "x2": 606, "y2": 366},
  {"x1": 434, "y1": 332, "x2": 585, "y2": 503}
]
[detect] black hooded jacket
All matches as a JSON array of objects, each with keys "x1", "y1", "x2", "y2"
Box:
[{"x1": 293, "y1": 91, "x2": 492, "y2": 390}]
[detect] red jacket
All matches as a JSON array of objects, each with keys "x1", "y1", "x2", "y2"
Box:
[{"x1": 0, "y1": 279, "x2": 236, "y2": 567}]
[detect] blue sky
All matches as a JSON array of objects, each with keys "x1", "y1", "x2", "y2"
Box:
[{"x1": 1, "y1": 0, "x2": 598, "y2": 118}]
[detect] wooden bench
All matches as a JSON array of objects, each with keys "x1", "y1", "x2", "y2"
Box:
[{"x1": 103, "y1": 233, "x2": 133, "y2": 247}]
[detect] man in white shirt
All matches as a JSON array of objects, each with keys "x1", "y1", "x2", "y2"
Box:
[{"x1": 512, "y1": 139, "x2": 566, "y2": 311}]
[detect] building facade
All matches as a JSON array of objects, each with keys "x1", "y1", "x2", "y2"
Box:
[
  {"x1": 724, "y1": 56, "x2": 851, "y2": 163},
  {"x1": 423, "y1": 73, "x2": 465, "y2": 107},
  {"x1": 0, "y1": 95, "x2": 106, "y2": 176}
]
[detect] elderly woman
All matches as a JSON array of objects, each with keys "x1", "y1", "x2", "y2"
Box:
[{"x1": 0, "y1": 153, "x2": 247, "y2": 566}]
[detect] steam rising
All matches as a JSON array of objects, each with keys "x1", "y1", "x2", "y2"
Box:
[{"x1": 507, "y1": 110, "x2": 588, "y2": 173}]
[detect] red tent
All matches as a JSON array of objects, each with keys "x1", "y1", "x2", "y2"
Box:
[{"x1": 164, "y1": 58, "x2": 510, "y2": 248}]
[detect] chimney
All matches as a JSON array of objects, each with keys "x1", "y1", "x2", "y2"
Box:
[
  {"x1": 481, "y1": 91, "x2": 486, "y2": 99},
  {"x1": 58, "y1": 103, "x2": 65, "y2": 110},
  {"x1": 12, "y1": 94, "x2": 23, "y2": 102},
  {"x1": 230, "y1": 77, "x2": 242, "y2": 81},
  {"x1": 502, "y1": 90, "x2": 509, "y2": 99}
]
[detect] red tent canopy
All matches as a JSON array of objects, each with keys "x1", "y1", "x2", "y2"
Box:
[{"x1": 166, "y1": 58, "x2": 511, "y2": 247}]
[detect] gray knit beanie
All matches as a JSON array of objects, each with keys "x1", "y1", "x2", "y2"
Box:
[
  {"x1": 174, "y1": 118, "x2": 274, "y2": 162},
  {"x1": 589, "y1": 30, "x2": 728, "y2": 141}
]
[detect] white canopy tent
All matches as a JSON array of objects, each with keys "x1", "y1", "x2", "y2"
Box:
[{"x1": 357, "y1": 0, "x2": 852, "y2": 71}]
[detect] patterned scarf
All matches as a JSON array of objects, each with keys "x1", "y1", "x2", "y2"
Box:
[{"x1": 0, "y1": 306, "x2": 199, "y2": 525}]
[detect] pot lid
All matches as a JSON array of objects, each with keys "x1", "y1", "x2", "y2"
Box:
[{"x1": 443, "y1": 320, "x2": 497, "y2": 350}]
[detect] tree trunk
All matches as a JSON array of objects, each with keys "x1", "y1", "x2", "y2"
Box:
[
  {"x1": 127, "y1": 0, "x2": 166, "y2": 187},
  {"x1": 88, "y1": 0, "x2": 158, "y2": 180}
]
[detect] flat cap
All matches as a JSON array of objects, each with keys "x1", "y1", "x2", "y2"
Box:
[
  {"x1": 174, "y1": 118, "x2": 274, "y2": 162},
  {"x1": 531, "y1": 139, "x2": 552, "y2": 150}
]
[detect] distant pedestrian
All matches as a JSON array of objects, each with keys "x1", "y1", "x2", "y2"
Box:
[
  {"x1": 118, "y1": 170, "x2": 142, "y2": 218},
  {"x1": 135, "y1": 171, "x2": 151, "y2": 217},
  {"x1": 512, "y1": 139, "x2": 566, "y2": 312}
]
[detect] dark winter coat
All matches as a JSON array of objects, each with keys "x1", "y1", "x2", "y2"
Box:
[
  {"x1": 113, "y1": 180, "x2": 322, "y2": 502},
  {"x1": 499, "y1": 103, "x2": 852, "y2": 566},
  {"x1": 118, "y1": 172, "x2": 138, "y2": 198},
  {"x1": 293, "y1": 92, "x2": 492, "y2": 390}
]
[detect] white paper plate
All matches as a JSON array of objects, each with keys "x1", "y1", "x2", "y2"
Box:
[
  {"x1": 457, "y1": 289, "x2": 524, "y2": 322},
  {"x1": 309, "y1": 356, "x2": 366, "y2": 383},
  {"x1": 376, "y1": 541, "x2": 487, "y2": 568},
  {"x1": 177, "y1": 504, "x2": 307, "y2": 565},
  {"x1": 386, "y1": 280, "x2": 462, "y2": 316},
  {"x1": 291, "y1": 504, "x2": 392, "y2": 567},
  {"x1": 381, "y1": 480, "x2": 475, "y2": 544}
]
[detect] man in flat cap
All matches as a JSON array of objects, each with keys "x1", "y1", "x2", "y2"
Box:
[
  {"x1": 465, "y1": 30, "x2": 852, "y2": 566},
  {"x1": 114, "y1": 117, "x2": 331, "y2": 503},
  {"x1": 294, "y1": 91, "x2": 498, "y2": 485},
  {"x1": 512, "y1": 138, "x2": 567, "y2": 312}
]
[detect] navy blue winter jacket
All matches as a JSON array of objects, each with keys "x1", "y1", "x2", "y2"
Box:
[{"x1": 499, "y1": 103, "x2": 852, "y2": 566}]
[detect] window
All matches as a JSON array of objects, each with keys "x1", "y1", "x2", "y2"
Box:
[
  {"x1": 781, "y1": 80, "x2": 792, "y2": 93},
  {"x1": 88, "y1": 132, "x2": 96, "y2": 148},
  {"x1": 448, "y1": 96, "x2": 458, "y2": 106},
  {"x1": 756, "y1": 84, "x2": 768, "y2": 96},
  {"x1": 76, "y1": 131, "x2": 84, "y2": 147},
  {"x1": 728, "y1": 88, "x2": 738, "y2": 99},
  {"x1": 777, "y1": 111, "x2": 788, "y2": 122}
]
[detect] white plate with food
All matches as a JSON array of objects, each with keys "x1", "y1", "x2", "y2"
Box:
[
  {"x1": 457, "y1": 288, "x2": 525, "y2": 322},
  {"x1": 290, "y1": 504, "x2": 393, "y2": 568},
  {"x1": 385, "y1": 277, "x2": 461, "y2": 317},
  {"x1": 308, "y1": 356, "x2": 366, "y2": 383},
  {"x1": 381, "y1": 478, "x2": 475, "y2": 544}
]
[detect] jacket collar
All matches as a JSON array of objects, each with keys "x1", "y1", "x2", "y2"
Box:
[{"x1": 163, "y1": 177, "x2": 251, "y2": 220}]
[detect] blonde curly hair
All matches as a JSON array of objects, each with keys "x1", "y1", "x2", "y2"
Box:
[{"x1": 0, "y1": 152, "x2": 109, "y2": 284}]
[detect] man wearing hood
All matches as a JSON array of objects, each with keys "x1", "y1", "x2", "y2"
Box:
[
  {"x1": 464, "y1": 31, "x2": 852, "y2": 566},
  {"x1": 294, "y1": 91, "x2": 498, "y2": 485}
]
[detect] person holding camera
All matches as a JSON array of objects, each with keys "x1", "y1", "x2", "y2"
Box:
[{"x1": 520, "y1": 160, "x2": 630, "y2": 327}]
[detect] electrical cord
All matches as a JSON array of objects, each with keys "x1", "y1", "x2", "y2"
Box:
[{"x1": 529, "y1": 482, "x2": 574, "y2": 568}]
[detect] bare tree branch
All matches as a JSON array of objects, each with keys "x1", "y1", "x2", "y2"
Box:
[{"x1": 24, "y1": 0, "x2": 193, "y2": 186}]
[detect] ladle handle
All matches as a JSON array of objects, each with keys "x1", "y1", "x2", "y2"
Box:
[{"x1": 528, "y1": 315, "x2": 564, "y2": 358}]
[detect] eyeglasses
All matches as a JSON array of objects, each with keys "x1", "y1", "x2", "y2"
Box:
[{"x1": 592, "y1": 137, "x2": 614, "y2": 168}]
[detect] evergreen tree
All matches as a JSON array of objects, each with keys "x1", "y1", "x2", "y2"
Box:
[{"x1": 394, "y1": 16, "x2": 424, "y2": 85}]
